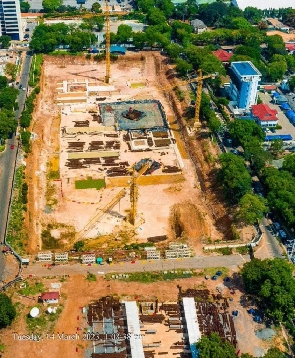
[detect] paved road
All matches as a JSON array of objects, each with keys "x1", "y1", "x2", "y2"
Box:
[
  {"x1": 0, "y1": 51, "x2": 31, "y2": 281},
  {"x1": 259, "y1": 218, "x2": 283, "y2": 258},
  {"x1": 24, "y1": 254, "x2": 250, "y2": 277}
]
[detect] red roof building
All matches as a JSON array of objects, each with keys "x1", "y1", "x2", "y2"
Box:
[
  {"x1": 40, "y1": 292, "x2": 60, "y2": 302},
  {"x1": 212, "y1": 49, "x2": 233, "y2": 63},
  {"x1": 251, "y1": 103, "x2": 278, "y2": 127},
  {"x1": 286, "y1": 43, "x2": 295, "y2": 52}
]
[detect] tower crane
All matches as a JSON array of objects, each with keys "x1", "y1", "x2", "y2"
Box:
[
  {"x1": 129, "y1": 160, "x2": 153, "y2": 226},
  {"x1": 104, "y1": 0, "x2": 111, "y2": 84},
  {"x1": 190, "y1": 69, "x2": 216, "y2": 128}
]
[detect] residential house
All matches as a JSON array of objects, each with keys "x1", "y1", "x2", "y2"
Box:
[
  {"x1": 39, "y1": 292, "x2": 60, "y2": 304},
  {"x1": 251, "y1": 103, "x2": 278, "y2": 128},
  {"x1": 190, "y1": 19, "x2": 207, "y2": 34},
  {"x1": 212, "y1": 49, "x2": 233, "y2": 64}
]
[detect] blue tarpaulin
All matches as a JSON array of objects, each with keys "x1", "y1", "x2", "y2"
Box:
[
  {"x1": 281, "y1": 102, "x2": 291, "y2": 110},
  {"x1": 265, "y1": 134, "x2": 293, "y2": 141}
]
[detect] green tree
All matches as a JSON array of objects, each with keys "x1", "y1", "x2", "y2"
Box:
[
  {"x1": 137, "y1": 0, "x2": 155, "y2": 13},
  {"x1": 218, "y1": 153, "x2": 252, "y2": 202},
  {"x1": 74, "y1": 240, "x2": 85, "y2": 252},
  {"x1": 4, "y1": 63, "x2": 17, "y2": 81},
  {"x1": 175, "y1": 58, "x2": 192, "y2": 76},
  {"x1": 0, "y1": 35, "x2": 11, "y2": 48},
  {"x1": 91, "y1": 2, "x2": 102, "y2": 13},
  {"x1": 0, "y1": 75, "x2": 8, "y2": 90},
  {"x1": 236, "y1": 193, "x2": 268, "y2": 225},
  {"x1": 195, "y1": 332, "x2": 236, "y2": 358},
  {"x1": 20, "y1": 1, "x2": 30, "y2": 12},
  {"x1": 42, "y1": 0, "x2": 62, "y2": 12},
  {"x1": 282, "y1": 153, "x2": 295, "y2": 175},
  {"x1": 116, "y1": 24, "x2": 132, "y2": 43},
  {"x1": 0, "y1": 111, "x2": 17, "y2": 140},
  {"x1": 264, "y1": 348, "x2": 285, "y2": 358},
  {"x1": 241, "y1": 258, "x2": 295, "y2": 322},
  {"x1": 0, "y1": 87, "x2": 19, "y2": 110},
  {"x1": 199, "y1": 2, "x2": 227, "y2": 27},
  {"x1": 288, "y1": 75, "x2": 295, "y2": 92},
  {"x1": 147, "y1": 8, "x2": 167, "y2": 25},
  {"x1": 228, "y1": 120, "x2": 265, "y2": 147},
  {"x1": 165, "y1": 43, "x2": 182, "y2": 60},
  {"x1": 0, "y1": 294, "x2": 16, "y2": 328},
  {"x1": 243, "y1": 6, "x2": 263, "y2": 24},
  {"x1": 270, "y1": 139, "x2": 284, "y2": 158}
]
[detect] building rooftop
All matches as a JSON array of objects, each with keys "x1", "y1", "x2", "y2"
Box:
[
  {"x1": 232, "y1": 0, "x2": 295, "y2": 10},
  {"x1": 212, "y1": 49, "x2": 233, "y2": 62},
  {"x1": 252, "y1": 103, "x2": 278, "y2": 121},
  {"x1": 40, "y1": 292, "x2": 60, "y2": 300},
  {"x1": 190, "y1": 19, "x2": 207, "y2": 29},
  {"x1": 183, "y1": 297, "x2": 201, "y2": 358},
  {"x1": 232, "y1": 61, "x2": 261, "y2": 77}
]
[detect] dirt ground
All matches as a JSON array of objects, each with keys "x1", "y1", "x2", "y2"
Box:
[
  {"x1": 266, "y1": 30, "x2": 295, "y2": 41},
  {"x1": 1, "y1": 273, "x2": 282, "y2": 358},
  {"x1": 25, "y1": 52, "x2": 240, "y2": 256}
]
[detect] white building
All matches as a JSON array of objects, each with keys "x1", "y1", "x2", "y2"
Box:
[
  {"x1": 37, "y1": 252, "x2": 53, "y2": 262},
  {"x1": 81, "y1": 253, "x2": 96, "y2": 264},
  {"x1": 55, "y1": 252, "x2": 69, "y2": 262},
  {"x1": 231, "y1": 0, "x2": 295, "y2": 10},
  {"x1": 0, "y1": 0, "x2": 23, "y2": 40},
  {"x1": 228, "y1": 61, "x2": 261, "y2": 111}
]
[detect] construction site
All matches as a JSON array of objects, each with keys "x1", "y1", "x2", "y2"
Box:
[
  {"x1": 84, "y1": 288, "x2": 237, "y2": 358},
  {"x1": 24, "y1": 46, "x2": 234, "y2": 255}
]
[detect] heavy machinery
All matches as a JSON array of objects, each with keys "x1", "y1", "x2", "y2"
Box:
[
  {"x1": 74, "y1": 188, "x2": 126, "y2": 242},
  {"x1": 129, "y1": 160, "x2": 153, "y2": 226}
]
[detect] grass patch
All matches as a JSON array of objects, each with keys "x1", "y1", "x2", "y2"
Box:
[
  {"x1": 26, "y1": 306, "x2": 63, "y2": 333},
  {"x1": 203, "y1": 267, "x2": 229, "y2": 277},
  {"x1": 18, "y1": 281, "x2": 44, "y2": 296},
  {"x1": 130, "y1": 82, "x2": 146, "y2": 88},
  {"x1": 0, "y1": 144, "x2": 5, "y2": 152},
  {"x1": 29, "y1": 54, "x2": 43, "y2": 87},
  {"x1": 235, "y1": 246, "x2": 249, "y2": 254},
  {"x1": 6, "y1": 166, "x2": 28, "y2": 254},
  {"x1": 105, "y1": 269, "x2": 196, "y2": 283},
  {"x1": 212, "y1": 247, "x2": 233, "y2": 255},
  {"x1": 75, "y1": 178, "x2": 106, "y2": 190},
  {"x1": 86, "y1": 272, "x2": 97, "y2": 281}
]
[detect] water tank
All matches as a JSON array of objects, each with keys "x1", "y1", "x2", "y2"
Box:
[{"x1": 30, "y1": 307, "x2": 39, "y2": 318}]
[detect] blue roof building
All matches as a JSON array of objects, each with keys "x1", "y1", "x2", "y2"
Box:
[{"x1": 228, "y1": 61, "x2": 261, "y2": 110}]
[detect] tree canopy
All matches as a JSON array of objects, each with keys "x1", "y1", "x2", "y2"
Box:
[
  {"x1": 282, "y1": 153, "x2": 295, "y2": 176},
  {"x1": 218, "y1": 153, "x2": 252, "y2": 203},
  {"x1": 42, "y1": 0, "x2": 62, "y2": 12},
  {"x1": 241, "y1": 258, "x2": 295, "y2": 322},
  {"x1": 30, "y1": 23, "x2": 97, "y2": 53},
  {"x1": 0, "y1": 293, "x2": 16, "y2": 328},
  {"x1": 0, "y1": 110, "x2": 17, "y2": 141},
  {"x1": 195, "y1": 333, "x2": 236, "y2": 358},
  {"x1": 236, "y1": 193, "x2": 268, "y2": 225}
]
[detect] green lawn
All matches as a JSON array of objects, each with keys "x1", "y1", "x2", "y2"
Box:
[{"x1": 75, "y1": 178, "x2": 106, "y2": 190}]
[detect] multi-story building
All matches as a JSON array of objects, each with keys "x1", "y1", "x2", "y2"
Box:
[
  {"x1": 228, "y1": 61, "x2": 261, "y2": 111},
  {"x1": 0, "y1": 0, "x2": 22, "y2": 41}
]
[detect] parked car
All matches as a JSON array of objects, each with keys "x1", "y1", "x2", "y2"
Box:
[
  {"x1": 273, "y1": 222, "x2": 280, "y2": 231},
  {"x1": 279, "y1": 230, "x2": 287, "y2": 239}
]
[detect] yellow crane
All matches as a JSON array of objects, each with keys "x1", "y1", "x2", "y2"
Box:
[
  {"x1": 104, "y1": 0, "x2": 111, "y2": 83},
  {"x1": 129, "y1": 161, "x2": 152, "y2": 226},
  {"x1": 74, "y1": 188, "x2": 126, "y2": 242},
  {"x1": 189, "y1": 69, "x2": 216, "y2": 128}
]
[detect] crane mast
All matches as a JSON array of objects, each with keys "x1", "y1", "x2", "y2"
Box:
[{"x1": 104, "y1": 0, "x2": 111, "y2": 83}]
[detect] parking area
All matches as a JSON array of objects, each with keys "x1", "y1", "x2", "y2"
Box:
[{"x1": 259, "y1": 91, "x2": 295, "y2": 148}]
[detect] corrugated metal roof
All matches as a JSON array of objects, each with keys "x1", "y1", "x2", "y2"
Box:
[
  {"x1": 123, "y1": 301, "x2": 145, "y2": 358},
  {"x1": 183, "y1": 297, "x2": 201, "y2": 358}
]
